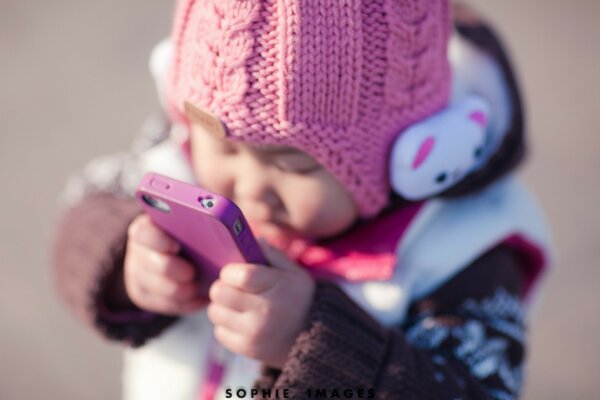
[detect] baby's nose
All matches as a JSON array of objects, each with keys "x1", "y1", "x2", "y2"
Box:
[
  {"x1": 235, "y1": 175, "x2": 279, "y2": 206},
  {"x1": 234, "y1": 180, "x2": 282, "y2": 217}
]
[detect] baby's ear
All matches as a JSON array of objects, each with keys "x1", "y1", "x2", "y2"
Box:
[{"x1": 461, "y1": 95, "x2": 492, "y2": 129}]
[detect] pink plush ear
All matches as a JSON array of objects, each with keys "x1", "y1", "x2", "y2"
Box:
[
  {"x1": 412, "y1": 136, "x2": 435, "y2": 170},
  {"x1": 469, "y1": 110, "x2": 488, "y2": 127}
]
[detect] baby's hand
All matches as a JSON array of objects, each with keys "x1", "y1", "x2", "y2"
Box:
[
  {"x1": 124, "y1": 214, "x2": 207, "y2": 315},
  {"x1": 207, "y1": 242, "x2": 315, "y2": 368}
]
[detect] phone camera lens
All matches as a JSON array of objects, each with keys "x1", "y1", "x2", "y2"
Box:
[
  {"x1": 200, "y1": 197, "x2": 216, "y2": 208},
  {"x1": 141, "y1": 194, "x2": 171, "y2": 213}
]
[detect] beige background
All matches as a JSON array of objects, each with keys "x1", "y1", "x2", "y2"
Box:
[{"x1": 1, "y1": 1, "x2": 599, "y2": 399}]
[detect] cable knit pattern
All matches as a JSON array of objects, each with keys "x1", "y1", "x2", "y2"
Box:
[
  {"x1": 170, "y1": 0, "x2": 260, "y2": 118},
  {"x1": 166, "y1": 0, "x2": 451, "y2": 217}
]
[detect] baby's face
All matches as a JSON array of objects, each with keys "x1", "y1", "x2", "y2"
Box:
[{"x1": 189, "y1": 121, "x2": 358, "y2": 245}]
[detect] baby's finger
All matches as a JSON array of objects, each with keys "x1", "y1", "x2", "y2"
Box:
[
  {"x1": 135, "y1": 244, "x2": 196, "y2": 283},
  {"x1": 219, "y1": 263, "x2": 277, "y2": 294},
  {"x1": 133, "y1": 285, "x2": 204, "y2": 316},
  {"x1": 208, "y1": 280, "x2": 259, "y2": 312},
  {"x1": 207, "y1": 303, "x2": 248, "y2": 334},
  {"x1": 128, "y1": 214, "x2": 181, "y2": 254},
  {"x1": 125, "y1": 279, "x2": 176, "y2": 315},
  {"x1": 136, "y1": 267, "x2": 199, "y2": 303},
  {"x1": 213, "y1": 326, "x2": 253, "y2": 357}
]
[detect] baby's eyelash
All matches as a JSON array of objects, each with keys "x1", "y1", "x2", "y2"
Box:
[
  {"x1": 232, "y1": 143, "x2": 321, "y2": 174},
  {"x1": 294, "y1": 164, "x2": 323, "y2": 174},
  {"x1": 273, "y1": 159, "x2": 322, "y2": 175}
]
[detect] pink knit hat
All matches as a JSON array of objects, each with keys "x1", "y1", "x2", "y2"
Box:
[{"x1": 166, "y1": 0, "x2": 452, "y2": 218}]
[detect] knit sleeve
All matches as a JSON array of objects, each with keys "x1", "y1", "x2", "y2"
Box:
[
  {"x1": 254, "y1": 245, "x2": 527, "y2": 400},
  {"x1": 51, "y1": 193, "x2": 179, "y2": 347}
]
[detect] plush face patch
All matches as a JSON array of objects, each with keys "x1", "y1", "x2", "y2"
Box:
[{"x1": 390, "y1": 96, "x2": 491, "y2": 200}]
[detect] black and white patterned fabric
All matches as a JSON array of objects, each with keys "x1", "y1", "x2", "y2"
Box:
[{"x1": 404, "y1": 287, "x2": 526, "y2": 400}]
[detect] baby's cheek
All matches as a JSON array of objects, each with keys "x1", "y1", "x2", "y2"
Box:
[
  {"x1": 292, "y1": 176, "x2": 358, "y2": 238},
  {"x1": 317, "y1": 196, "x2": 357, "y2": 236}
]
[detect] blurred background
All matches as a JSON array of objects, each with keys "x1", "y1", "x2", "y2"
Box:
[{"x1": 1, "y1": 1, "x2": 598, "y2": 399}]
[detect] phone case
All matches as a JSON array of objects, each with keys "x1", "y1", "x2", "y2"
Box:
[{"x1": 135, "y1": 173, "x2": 267, "y2": 295}]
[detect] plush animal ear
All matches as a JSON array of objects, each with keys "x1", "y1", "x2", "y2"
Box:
[
  {"x1": 393, "y1": 124, "x2": 426, "y2": 169},
  {"x1": 412, "y1": 136, "x2": 436, "y2": 170},
  {"x1": 460, "y1": 95, "x2": 491, "y2": 129},
  {"x1": 469, "y1": 110, "x2": 488, "y2": 127}
]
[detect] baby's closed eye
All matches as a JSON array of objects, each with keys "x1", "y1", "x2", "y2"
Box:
[
  {"x1": 250, "y1": 144, "x2": 322, "y2": 174},
  {"x1": 271, "y1": 152, "x2": 322, "y2": 174}
]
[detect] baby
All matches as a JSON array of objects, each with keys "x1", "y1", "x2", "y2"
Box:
[
  {"x1": 53, "y1": 2, "x2": 552, "y2": 399},
  {"x1": 124, "y1": 100, "x2": 358, "y2": 368}
]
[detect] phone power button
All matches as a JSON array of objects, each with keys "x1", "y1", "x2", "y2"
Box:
[{"x1": 150, "y1": 178, "x2": 170, "y2": 190}]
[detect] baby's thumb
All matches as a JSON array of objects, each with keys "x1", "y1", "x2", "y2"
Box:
[{"x1": 128, "y1": 214, "x2": 181, "y2": 255}]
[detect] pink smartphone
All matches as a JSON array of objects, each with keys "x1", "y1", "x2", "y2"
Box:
[{"x1": 135, "y1": 172, "x2": 267, "y2": 295}]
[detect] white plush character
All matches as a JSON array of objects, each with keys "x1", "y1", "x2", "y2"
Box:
[{"x1": 390, "y1": 95, "x2": 491, "y2": 200}]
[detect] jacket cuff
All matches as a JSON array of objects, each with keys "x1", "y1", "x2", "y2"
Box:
[{"x1": 261, "y1": 281, "x2": 391, "y2": 396}]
